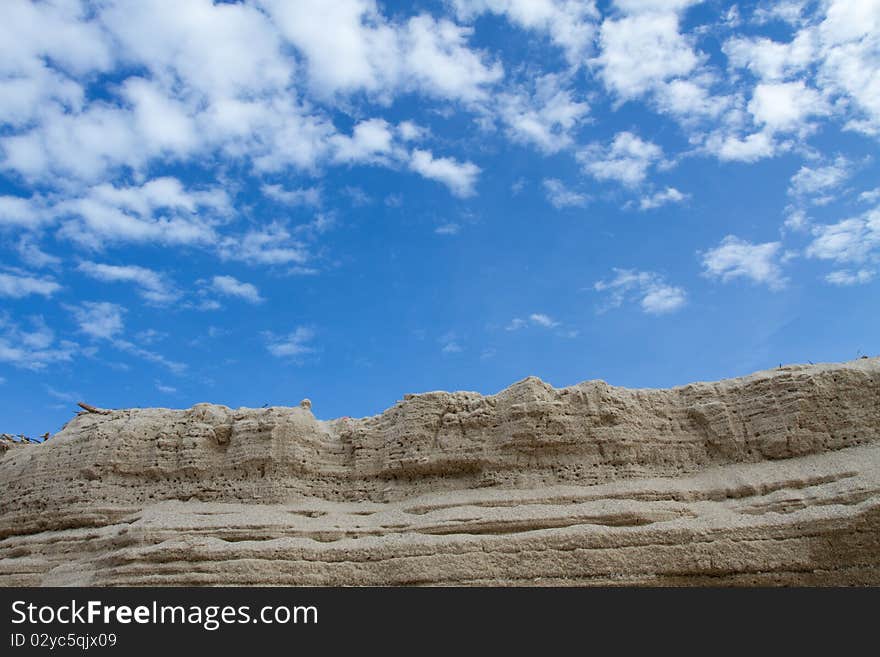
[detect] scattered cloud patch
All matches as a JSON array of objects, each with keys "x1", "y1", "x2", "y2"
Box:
[
  {"x1": 435, "y1": 223, "x2": 461, "y2": 236},
  {"x1": 543, "y1": 178, "x2": 588, "y2": 209},
  {"x1": 77, "y1": 261, "x2": 178, "y2": 304},
  {"x1": 209, "y1": 275, "x2": 264, "y2": 304},
  {"x1": 439, "y1": 331, "x2": 463, "y2": 354},
  {"x1": 410, "y1": 149, "x2": 480, "y2": 197},
  {"x1": 529, "y1": 313, "x2": 559, "y2": 328},
  {"x1": 594, "y1": 269, "x2": 687, "y2": 315},
  {"x1": 825, "y1": 269, "x2": 875, "y2": 286},
  {"x1": 578, "y1": 132, "x2": 662, "y2": 187},
  {"x1": 261, "y1": 184, "x2": 321, "y2": 207},
  {"x1": 637, "y1": 187, "x2": 688, "y2": 210},
  {"x1": 806, "y1": 207, "x2": 880, "y2": 264},
  {"x1": 0, "y1": 270, "x2": 61, "y2": 298},
  {"x1": 266, "y1": 326, "x2": 315, "y2": 359},
  {"x1": 788, "y1": 157, "x2": 851, "y2": 202},
  {"x1": 0, "y1": 315, "x2": 77, "y2": 371},
  {"x1": 701, "y1": 236, "x2": 787, "y2": 289},
  {"x1": 68, "y1": 301, "x2": 126, "y2": 340}
]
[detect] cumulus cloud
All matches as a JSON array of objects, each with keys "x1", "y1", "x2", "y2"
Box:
[
  {"x1": 0, "y1": 270, "x2": 61, "y2": 298},
  {"x1": 788, "y1": 157, "x2": 851, "y2": 201},
  {"x1": 452, "y1": 0, "x2": 599, "y2": 64},
  {"x1": 594, "y1": 269, "x2": 687, "y2": 315},
  {"x1": 77, "y1": 261, "x2": 178, "y2": 304},
  {"x1": 435, "y1": 223, "x2": 461, "y2": 236},
  {"x1": 330, "y1": 118, "x2": 396, "y2": 165},
  {"x1": 16, "y1": 238, "x2": 61, "y2": 269},
  {"x1": 439, "y1": 331, "x2": 463, "y2": 354},
  {"x1": 528, "y1": 313, "x2": 559, "y2": 327},
  {"x1": 825, "y1": 269, "x2": 875, "y2": 286},
  {"x1": 701, "y1": 236, "x2": 787, "y2": 289},
  {"x1": 747, "y1": 81, "x2": 828, "y2": 133},
  {"x1": 704, "y1": 130, "x2": 778, "y2": 163},
  {"x1": 410, "y1": 149, "x2": 480, "y2": 197},
  {"x1": 209, "y1": 275, "x2": 264, "y2": 304},
  {"x1": 0, "y1": 315, "x2": 77, "y2": 371},
  {"x1": 498, "y1": 73, "x2": 590, "y2": 153},
  {"x1": 219, "y1": 224, "x2": 309, "y2": 267},
  {"x1": 68, "y1": 301, "x2": 126, "y2": 340},
  {"x1": 637, "y1": 187, "x2": 688, "y2": 210},
  {"x1": 260, "y1": 184, "x2": 321, "y2": 207},
  {"x1": 54, "y1": 177, "x2": 229, "y2": 249},
  {"x1": 266, "y1": 326, "x2": 315, "y2": 359},
  {"x1": 0, "y1": 195, "x2": 50, "y2": 229},
  {"x1": 595, "y1": 9, "x2": 700, "y2": 102},
  {"x1": 806, "y1": 207, "x2": 880, "y2": 264},
  {"x1": 577, "y1": 132, "x2": 662, "y2": 186},
  {"x1": 262, "y1": 0, "x2": 502, "y2": 101},
  {"x1": 506, "y1": 313, "x2": 560, "y2": 330},
  {"x1": 543, "y1": 179, "x2": 588, "y2": 209}
]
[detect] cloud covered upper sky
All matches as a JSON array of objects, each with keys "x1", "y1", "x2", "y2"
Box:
[{"x1": 1, "y1": 0, "x2": 879, "y2": 435}]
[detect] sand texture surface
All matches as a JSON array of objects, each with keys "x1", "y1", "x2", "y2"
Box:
[{"x1": 1, "y1": 358, "x2": 878, "y2": 586}]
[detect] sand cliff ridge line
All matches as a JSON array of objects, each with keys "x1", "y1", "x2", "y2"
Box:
[{"x1": 1, "y1": 358, "x2": 878, "y2": 586}]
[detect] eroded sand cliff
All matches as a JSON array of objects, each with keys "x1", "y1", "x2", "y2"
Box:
[{"x1": 1, "y1": 358, "x2": 878, "y2": 586}]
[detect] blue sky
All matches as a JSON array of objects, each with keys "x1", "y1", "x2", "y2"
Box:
[{"x1": 1, "y1": 0, "x2": 879, "y2": 437}]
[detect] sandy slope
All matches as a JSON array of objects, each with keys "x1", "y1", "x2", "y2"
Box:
[{"x1": 1, "y1": 358, "x2": 878, "y2": 585}]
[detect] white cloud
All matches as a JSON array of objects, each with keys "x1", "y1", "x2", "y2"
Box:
[
  {"x1": 435, "y1": 223, "x2": 461, "y2": 236},
  {"x1": 638, "y1": 186, "x2": 688, "y2": 210},
  {"x1": 788, "y1": 157, "x2": 851, "y2": 200},
  {"x1": 439, "y1": 331, "x2": 463, "y2": 354},
  {"x1": 410, "y1": 149, "x2": 480, "y2": 197},
  {"x1": 747, "y1": 81, "x2": 828, "y2": 132},
  {"x1": 595, "y1": 10, "x2": 700, "y2": 101},
  {"x1": 113, "y1": 338, "x2": 186, "y2": 374},
  {"x1": 68, "y1": 301, "x2": 125, "y2": 340},
  {"x1": 398, "y1": 120, "x2": 427, "y2": 141},
  {"x1": 122, "y1": 77, "x2": 198, "y2": 156},
  {"x1": 77, "y1": 261, "x2": 178, "y2": 304},
  {"x1": 0, "y1": 315, "x2": 77, "y2": 371},
  {"x1": 266, "y1": 326, "x2": 315, "y2": 359},
  {"x1": 860, "y1": 187, "x2": 880, "y2": 204},
  {"x1": 825, "y1": 268, "x2": 875, "y2": 285},
  {"x1": 503, "y1": 313, "x2": 561, "y2": 329},
  {"x1": 724, "y1": 0, "x2": 880, "y2": 138},
  {"x1": 498, "y1": 73, "x2": 590, "y2": 153},
  {"x1": 210, "y1": 275, "x2": 264, "y2": 304},
  {"x1": 806, "y1": 207, "x2": 880, "y2": 264},
  {"x1": 263, "y1": 1, "x2": 502, "y2": 101},
  {"x1": 55, "y1": 177, "x2": 228, "y2": 249},
  {"x1": 0, "y1": 271, "x2": 61, "y2": 298},
  {"x1": 704, "y1": 130, "x2": 778, "y2": 163},
  {"x1": 724, "y1": 32, "x2": 815, "y2": 82},
  {"x1": 155, "y1": 381, "x2": 177, "y2": 394},
  {"x1": 0, "y1": 195, "x2": 50, "y2": 229},
  {"x1": 330, "y1": 118, "x2": 396, "y2": 165},
  {"x1": 452, "y1": 0, "x2": 599, "y2": 64},
  {"x1": 543, "y1": 179, "x2": 588, "y2": 208},
  {"x1": 701, "y1": 236, "x2": 787, "y2": 289},
  {"x1": 218, "y1": 224, "x2": 309, "y2": 267},
  {"x1": 578, "y1": 131, "x2": 662, "y2": 186},
  {"x1": 783, "y1": 207, "x2": 810, "y2": 232},
  {"x1": 529, "y1": 313, "x2": 559, "y2": 328},
  {"x1": 16, "y1": 238, "x2": 61, "y2": 269},
  {"x1": 594, "y1": 269, "x2": 686, "y2": 315},
  {"x1": 261, "y1": 184, "x2": 321, "y2": 207}
]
